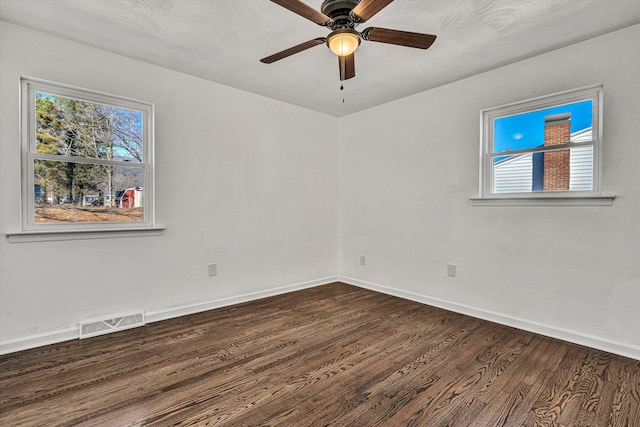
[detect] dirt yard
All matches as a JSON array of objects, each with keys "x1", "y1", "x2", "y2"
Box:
[{"x1": 35, "y1": 205, "x2": 143, "y2": 223}]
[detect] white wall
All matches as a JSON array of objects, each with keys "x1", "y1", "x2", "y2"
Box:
[
  {"x1": 2, "y1": 20, "x2": 639, "y2": 359},
  {"x1": 0, "y1": 22, "x2": 339, "y2": 351},
  {"x1": 339, "y1": 25, "x2": 640, "y2": 358}
]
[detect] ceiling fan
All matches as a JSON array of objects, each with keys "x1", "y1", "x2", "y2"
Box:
[{"x1": 260, "y1": 0, "x2": 437, "y2": 81}]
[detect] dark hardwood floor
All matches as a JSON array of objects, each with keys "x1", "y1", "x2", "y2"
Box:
[{"x1": 1, "y1": 282, "x2": 638, "y2": 426}]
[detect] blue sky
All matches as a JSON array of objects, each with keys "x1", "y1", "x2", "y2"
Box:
[{"x1": 494, "y1": 100, "x2": 592, "y2": 152}]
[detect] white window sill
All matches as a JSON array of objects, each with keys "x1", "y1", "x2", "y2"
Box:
[
  {"x1": 5, "y1": 226, "x2": 165, "y2": 243},
  {"x1": 470, "y1": 195, "x2": 615, "y2": 207}
]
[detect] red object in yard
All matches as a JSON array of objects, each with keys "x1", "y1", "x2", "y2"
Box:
[{"x1": 116, "y1": 186, "x2": 143, "y2": 208}]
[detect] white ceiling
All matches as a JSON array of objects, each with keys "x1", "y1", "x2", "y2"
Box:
[{"x1": 1, "y1": 0, "x2": 639, "y2": 116}]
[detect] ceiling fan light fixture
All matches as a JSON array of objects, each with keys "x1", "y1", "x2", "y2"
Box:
[{"x1": 327, "y1": 29, "x2": 361, "y2": 56}]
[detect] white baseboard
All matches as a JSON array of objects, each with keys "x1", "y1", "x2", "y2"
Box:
[
  {"x1": 0, "y1": 276, "x2": 340, "y2": 355},
  {"x1": 340, "y1": 276, "x2": 640, "y2": 361},
  {"x1": 0, "y1": 327, "x2": 78, "y2": 355},
  {"x1": 4, "y1": 275, "x2": 637, "y2": 360}
]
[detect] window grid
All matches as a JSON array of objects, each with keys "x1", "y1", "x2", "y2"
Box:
[
  {"x1": 20, "y1": 77, "x2": 155, "y2": 231},
  {"x1": 479, "y1": 85, "x2": 602, "y2": 199}
]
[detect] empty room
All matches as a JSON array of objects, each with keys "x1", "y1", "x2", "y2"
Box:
[{"x1": 1, "y1": 0, "x2": 639, "y2": 425}]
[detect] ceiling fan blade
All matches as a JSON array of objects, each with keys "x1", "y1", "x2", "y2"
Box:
[
  {"x1": 260, "y1": 38, "x2": 326, "y2": 64},
  {"x1": 362, "y1": 27, "x2": 436, "y2": 49},
  {"x1": 271, "y1": 0, "x2": 333, "y2": 26},
  {"x1": 351, "y1": 0, "x2": 394, "y2": 22},
  {"x1": 338, "y1": 53, "x2": 355, "y2": 81}
]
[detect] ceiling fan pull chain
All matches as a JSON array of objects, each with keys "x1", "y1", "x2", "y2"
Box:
[{"x1": 340, "y1": 83, "x2": 345, "y2": 103}]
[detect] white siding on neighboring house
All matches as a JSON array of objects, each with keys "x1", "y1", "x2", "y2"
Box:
[
  {"x1": 493, "y1": 128, "x2": 593, "y2": 193},
  {"x1": 494, "y1": 153, "x2": 533, "y2": 193},
  {"x1": 569, "y1": 145, "x2": 593, "y2": 190},
  {"x1": 570, "y1": 128, "x2": 592, "y2": 142}
]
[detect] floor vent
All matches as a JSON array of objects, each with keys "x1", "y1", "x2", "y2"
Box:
[{"x1": 79, "y1": 311, "x2": 145, "y2": 339}]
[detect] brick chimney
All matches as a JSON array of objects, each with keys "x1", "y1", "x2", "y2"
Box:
[{"x1": 543, "y1": 113, "x2": 571, "y2": 191}]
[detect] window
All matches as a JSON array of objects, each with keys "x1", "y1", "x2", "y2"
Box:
[
  {"x1": 476, "y1": 85, "x2": 611, "y2": 205},
  {"x1": 20, "y1": 77, "x2": 155, "y2": 233}
]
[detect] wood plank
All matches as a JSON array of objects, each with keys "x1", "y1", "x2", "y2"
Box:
[{"x1": 0, "y1": 282, "x2": 638, "y2": 426}]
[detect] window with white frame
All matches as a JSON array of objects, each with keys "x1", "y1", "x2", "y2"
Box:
[
  {"x1": 479, "y1": 85, "x2": 603, "y2": 200},
  {"x1": 20, "y1": 77, "x2": 155, "y2": 232}
]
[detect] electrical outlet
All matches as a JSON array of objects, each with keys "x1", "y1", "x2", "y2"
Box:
[
  {"x1": 447, "y1": 264, "x2": 456, "y2": 277},
  {"x1": 208, "y1": 263, "x2": 217, "y2": 277},
  {"x1": 360, "y1": 255, "x2": 366, "y2": 266}
]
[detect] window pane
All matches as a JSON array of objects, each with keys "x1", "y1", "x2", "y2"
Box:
[
  {"x1": 34, "y1": 160, "x2": 144, "y2": 223},
  {"x1": 493, "y1": 153, "x2": 536, "y2": 193},
  {"x1": 493, "y1": 100, "x2": 592, "y2": 153},
  {"x1": 569, "y1": 145, "x2": 593, "y2": 191},
  {"x1": 35, "y1": 93, "x2": 143, "y2": 162},
  {"x1": 493, "y1": 147, "x2": 593, "y2": 193}
]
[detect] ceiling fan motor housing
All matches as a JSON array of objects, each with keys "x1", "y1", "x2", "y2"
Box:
[{"x1": 321, "y1": 0, "x2": 361, "y2": 29}]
